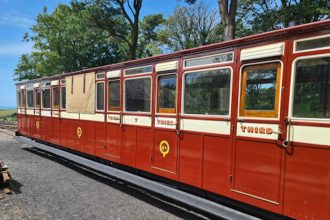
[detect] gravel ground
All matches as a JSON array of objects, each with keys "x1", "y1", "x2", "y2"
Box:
[{"x1": 0, "y1": 130, "x2": 211, "y2": 220}]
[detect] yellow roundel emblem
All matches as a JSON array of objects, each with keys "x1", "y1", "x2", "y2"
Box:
[
  {"x1": 159, "y1": 140, "x2": 170, "y2": 157},
  {"x1": 77, "y1": 127, "x2": 83, "y2": 139},
  {"x1": 36, "y1": 121, "x2": 40, "y2": 129}
]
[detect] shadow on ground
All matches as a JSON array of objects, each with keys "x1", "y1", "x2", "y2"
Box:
[{"x1": 23, "y1": 147, "x2": 218, "y2": 220}]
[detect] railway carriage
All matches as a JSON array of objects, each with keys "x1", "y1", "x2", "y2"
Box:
[{"x1": 16, "y1": 20, "x2": 330, "y2": 220}]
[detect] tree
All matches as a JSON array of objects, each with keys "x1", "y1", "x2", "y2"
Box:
[
  {"x1": 184, "y1": 0, "x2": 238, "y2": 41},
  {"x1": 158, "y1": 1, "x2": 221, "y2": 51},
  {"x1": 115, "y1": 0, "x2": 142, "y2": 60},
  {"x1": 14, "y1": 1, "x2": 127, "y2": 81},
  {"x1": 218, "y1": 0, "x2": 237, "y2": 41},
  {"x1": 138, "y1": 14, "x2": 165, "y2": 57},
  {"x1": 238, "y1": 0, "x2": 330, "y2": 34}
]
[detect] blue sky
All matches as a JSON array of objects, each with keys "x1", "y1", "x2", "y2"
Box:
[{"x1": 0, "y1": 0, "x2": 215, "y2": 107}]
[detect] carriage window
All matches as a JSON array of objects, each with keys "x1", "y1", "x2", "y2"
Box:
[
  {"x1": 292, "y1": 57, "x2": 330, "y2": 118},
  {"x1": 21, "y1": 90, "x2": 26, "y2": 107},
  {"x1": 158, "y1": 75, "x2": 176, "y2": 113},
  {"x1": 124, "y1": 65, "x2": 152, "y2": 76},
  {"x1": 35, "y1": 89, "x2": 41, "y2": 108},
  {"x1": 52, "y1": 87, "x2": 59, "y2": 110},
  {"x1": 125, "y1": 77, "x2": 151, "y2": 112},
  {"x1": 61, "y1": 87, "x2": 66, "y2": 109},
  {"x1": 184, "y1": 52, "x2": 233, "y2": 68},
  {"x1": 295, "y1": 35, "x2": 330, "y2": 52},
  {"x1": 96, "y1": 82, "x2": 105, "y2": 111},
  {"x1": 240, "y1": 63, "x2": 281, "y2": 118},
  {"x1": 27, "y1": 90, "x2": 34, "y2": 108},
  {"x1": 42, "y1": 88, "x2": 50, "y2": 109},
  {"x1": 17, "y1": 91, "x2": 21, "y2": 107},
  {"x1": 108, "y1": 80, "x2": 120, "y2": 111},
  {"x1": 184, "y1": 68, "x2": 231, "y2": 115}
]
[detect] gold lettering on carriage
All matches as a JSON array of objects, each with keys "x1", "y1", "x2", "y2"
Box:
[
  {"x1": 108, "y1": 115, "x2": 120, "y2": 121},
  {"x1": 241, "y1": 126, "x2": 273, "y2": 135},
  {"x1": 157, "y1": 119, "x2": 176, "y2": 126}
]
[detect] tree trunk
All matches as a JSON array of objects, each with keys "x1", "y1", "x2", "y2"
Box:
[{"x1": 218, "y1": 0, "x2": 237, "y2": 41}]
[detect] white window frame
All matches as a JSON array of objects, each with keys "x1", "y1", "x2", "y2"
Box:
[
  {"x1": 181, "y1": 66, "x2": 233, "y2": 118},
  {"x1": 124, "y1": 65, "x2": 153, "y2": 77},
  {"x1": 155, "y1": 73, "x2": 178, "y2": 115},
  {"x1": 288, "y1": 53, "x2": 330, "y2": 123},
  {"x1": 183, "y1": 51, "x2": 234, "y2": 69},
  {"x1": 41, "y1": 87, "x2": 51, "y2": 110},
  {"x1": 293, "y1": 34, "x2": 330, "y2": 53},
  {"x1": 96, "y1": 81, "x2": 105, "y2": 112},
  {"x1": 123, "y1": 76, "x2": 152, "y2": 114},
  {"x1": 26, "y1": 89, "x2": 34, "y2": 109}
]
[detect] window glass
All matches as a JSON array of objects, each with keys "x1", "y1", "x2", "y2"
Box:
[
  {"x1": 185, "y1": 52, "x2": 233, "y2": 68},
  {"x1": 27, "y1": 90, "x2": 34, "y2": 108},
  {"x1": 21, "y1": 90, "x2": 26, "y2": 107},
  {"x1": 295, "y1": 36, "x2": 330, "y2": 52},
  {"x1": 184, "y1": 68, "x2": 231, "y2": 115},
  {"x1": 125, "y1": 78, "x2": 151, "y2": 112},
  {"x1": 35, "y1": 89, "x2": 41, "y2": 108},
  {"x1": 240, "y1": 63, "x2": 280, "y2": 118},
  {"x1": 42, "y1": 88, "x2": 50, "y2": 109},
  {"x1": 96, "y1": 82, "x2": 105, "y2": 111},
  {"x1": 292, "y1": 57, "x2": 330, "y2": 118},
  {"x1": 108, "y1": 80, "x2": 120, "y2": 111},
  {"x1": 158, "y1": 75, "x2": 176, "y2": 113},
  {"x1": 125, "y1": 65, "x2": 152, "y2": 76},
  {"x1": 61, "y1": 87, "x2": 66, "y2": 109},
  {"x1": 17, "y1": 91, "x2": 21, "y2": 107},
  {"x1": 52, "y1": 87, "x2": 59, "y2": 110}
]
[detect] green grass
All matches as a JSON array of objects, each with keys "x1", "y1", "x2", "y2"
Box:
[{"x1": 0, "y1": 109, "x2": 17, "y2": 122}]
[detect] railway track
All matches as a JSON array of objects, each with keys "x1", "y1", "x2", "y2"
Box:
[{"x1": 0, "y1": 122, "x2": 17, "y2": 133}]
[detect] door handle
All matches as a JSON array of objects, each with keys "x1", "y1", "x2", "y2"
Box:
[
  {"x1": 271, "y1": 129, "x2": 283, "y2": 135},
  {"x1": 176, "y1": 113, "x2": 182, "y2": 135},
  {"x1": 282, "y1": 118, "x2": 291, "y2": 148}
]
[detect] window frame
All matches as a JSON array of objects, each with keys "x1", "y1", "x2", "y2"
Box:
[
  {"x1": 156, "y1": 73, "x2": 178, "y2": 115},
  {"x1": 293, "y1": 34, "x2": 330, "y2": 54},
  {"x1": 41, "y1": 87, "x2": 51, "y2": 110},
  {"x1": 26, "y1": 89, "x2": 34, "y2": 109},
  {"x1": 21, "y1": 89, "x2": 26, "y2": 108},
  {"x1": 34, "y1": 88, "x2": 41, "y2": 109},
  {"x1": 96, "y1": 81, "x2": 105, "y2": 112},
  {"x1": 183, "y1": 51, "x2": 234, "y2": 69},
  {"x1": 238, "y1": 61, "x2": 282, "y2": 120},
  {"x1": 289, "y1": 53, "x2": 330, "y2": 122},
  {"x1": 60, "y1": 85, "x2": 66, "y2": 110},
  {"x1": 123, "y1": 76, "x2": 152, "y2": 114},
  {"x1": 124, "y1": 65, "x2": 153, "y2": 77},
  {"x1": 52, "y1": 86, "x2": 60, "y2": 110},
  {"x1": 107, "y1": 79, "x2": 121, "y2": 112},
  {"x1": 181, "y1": 66, "x2": 233, "y2": 117},
  {"x1": 17, "y1": 90, "x2": 22, "y2": 108}
]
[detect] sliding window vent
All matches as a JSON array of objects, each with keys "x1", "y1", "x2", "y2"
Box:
[
  {"x1": 155, "y1": 61, "x2": 178, "y2": 72},
  {"x1": 241, "y1": 42, "x2": 284, "y2": 61}
]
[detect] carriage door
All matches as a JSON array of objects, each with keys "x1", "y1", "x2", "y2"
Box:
[
  {"x1": 105, "y1": 70, "x2": 122, "y2": 163},
  {"x1": 232, "y1": 43, "x2": 286, "y2": 205},
  {"x1": 152, "y1": 61, "x2": 179, "y2": 178}
]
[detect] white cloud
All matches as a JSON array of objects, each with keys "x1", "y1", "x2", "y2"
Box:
[
  {"x1": 0, "y1": 11, "x2": 34, "y2": 29},
  {"x1": 0, "y1": 42, "x2": 34, "y2": 57}
]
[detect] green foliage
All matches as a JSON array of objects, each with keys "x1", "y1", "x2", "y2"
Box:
[
  {"x1": 0, "y1": 110, "x2": 17, "y2": 122},
  {"x1": 158, "y1": 1, "x2": 222, "y2": 51},
  {"x1": 15, "y1": 1, "x2": 128, "y2": 81},
  {"x1": 138, "y1": 14, "x2": 165, "y2": 57},
  {"x1": 238, "y1": 0, "x2": 330, "y2": 35}
]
